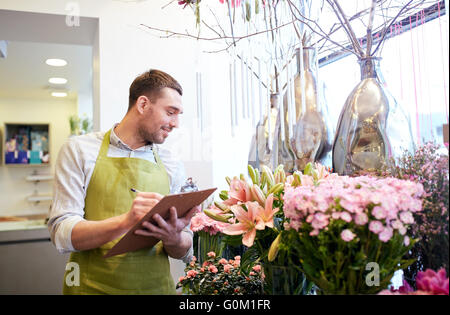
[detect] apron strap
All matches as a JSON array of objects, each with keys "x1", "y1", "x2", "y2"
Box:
[{"x1": 97, "y1": 130, "x2": 112, "y2": 159}]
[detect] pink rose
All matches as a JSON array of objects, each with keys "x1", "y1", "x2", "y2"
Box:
[{"x1": 252, "y1": 265, "x2": 261, "y2": 272}]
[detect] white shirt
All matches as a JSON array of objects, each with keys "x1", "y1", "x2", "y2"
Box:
[{"x1": 48, "y1": 124, "x2": 193, "y2": 263}]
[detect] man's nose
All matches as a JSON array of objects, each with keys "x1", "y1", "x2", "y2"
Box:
[{"x1": 170, "y1": 115, "x2": 179, "y2": 129}]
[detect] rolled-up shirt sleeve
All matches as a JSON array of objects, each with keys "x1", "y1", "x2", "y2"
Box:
[
  {"x1": 157, "y1": 144, "x2": 193, "y2": 263},
  {"x1": 48, "y1": 138, "x2": 87, "y2": 254}
]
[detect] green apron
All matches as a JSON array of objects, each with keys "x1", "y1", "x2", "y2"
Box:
[{"x1": 63, "y1": 130, "x2": 175, "y2": 295}]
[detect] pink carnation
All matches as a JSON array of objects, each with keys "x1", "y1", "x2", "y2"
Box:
[
  {"x1": 378, "y1": 227, "x2": 393, "y2": 242},
  {"x1": 369, "y1": 221, "x2": 384, "y2": 234},
  {"x1": 186, "y1": 270, "x2": 198, "y2": 278},
  {"x1": 223, "y1": 264, "x2": 233, "y2": 273},
  {"x1": 341, "y1": 229, "x2": 356, "y2": 242},
  {"x1": 209, "y1": 265, "x2": 218, "y2": 273}
]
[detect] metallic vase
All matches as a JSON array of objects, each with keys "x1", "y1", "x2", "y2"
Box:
[
  {"x1": 250, "y1": 94, "x2": 279, "y2": 170},
  {"x1": 290, "y1": 47, "x2": 333, "y2": 171},
  {"x1": 272, "y1": 93, "x2": 296, "y2": 172},
  {"x1": 332, "y1": 57, "x2": 415, "y2": 175}
]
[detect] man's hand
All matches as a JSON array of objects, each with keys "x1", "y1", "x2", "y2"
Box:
[
  {"x1": 134, "y1": 205, "x2": 200, "y2": 247},
  {"x1": 122, "y1": 192, "x2": 163, "y2": 230}
]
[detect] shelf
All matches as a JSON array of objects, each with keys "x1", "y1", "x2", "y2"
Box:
[
  {"x1": 26, "y1": 194, "x2": 52, "y2": 203},
  {"x1": 26, "y1": 175, "x2": 53, "y2": 182}
]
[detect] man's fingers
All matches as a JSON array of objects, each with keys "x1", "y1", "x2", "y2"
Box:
[
  {"x1": 141, "y1": 220, "x2": 164, "y2": 235},
  {"x1": 169, "y1": 207, "x2": 178, "y2": 226},
  {"x1": 136, "y1": 192, "x2": 163, "y2": 201},
  {"x1": 152, "y1": 214, "x2": 170, "y2": 231}
]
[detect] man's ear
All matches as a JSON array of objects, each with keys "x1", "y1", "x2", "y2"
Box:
[{"x1": 135, "y1": 95, "x2": 150, "y2": 114}]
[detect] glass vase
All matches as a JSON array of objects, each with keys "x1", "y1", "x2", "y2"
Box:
[
  {"x1": 291, "y1": 46, "x2": 333, "y2": 171},
  {"x1": 332, "y1": 57, "x2": 415, "y2": 175},
  {"x1": 197, "y1": 231, "x2": 223, "y2": 264},
  {"x1": 261, "y1": 263, "x2": 307, "y2": 295}
]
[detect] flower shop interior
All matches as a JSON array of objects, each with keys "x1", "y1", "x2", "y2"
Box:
[{"x1": 0, "y1": 0, "x2": 448, "y2": 296}]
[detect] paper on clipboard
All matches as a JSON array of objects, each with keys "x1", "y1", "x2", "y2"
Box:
[{"x1": 103, "y1": 187, "x2": 217, "y2": 258}]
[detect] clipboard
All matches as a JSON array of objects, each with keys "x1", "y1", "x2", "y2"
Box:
[{"x1": 103, "y1": 187, "x2": 217, "y2": 258}]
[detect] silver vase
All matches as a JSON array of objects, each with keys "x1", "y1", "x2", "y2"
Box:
[
  {"x1": 250, "y1": 94, "x2": 279, "y2": 170},
  {"x1": 290, "y1": 47, "x2": 333, "y2": 171},
  {"x1": 332, "y1": 57, "x2": 415, "y2": 175},
  {"x1": 272, "y1": 92, "x2": 296, "y2": 172}
]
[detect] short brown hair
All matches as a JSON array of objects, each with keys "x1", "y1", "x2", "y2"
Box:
[{"x1": 128, "y1": 69, "x2": 183, "y2": 111}]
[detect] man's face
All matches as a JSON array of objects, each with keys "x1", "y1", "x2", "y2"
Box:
[{"x1": 138, "y1": 87, "x2": 183, "y2": 144}]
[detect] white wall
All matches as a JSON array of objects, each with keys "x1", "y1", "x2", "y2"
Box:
[
  {"x1": 0, "y1": 0, "x2": 258, "y2": 285},
  {"x1": 0, "y1": 97, "x2": 77, "y2": 216}
]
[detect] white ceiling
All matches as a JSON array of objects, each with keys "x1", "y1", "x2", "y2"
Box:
[
  {"x1": 0, "y1": 9, "x2": 97, "y2": 102},
  {"x1": 0, "y1": 41, "x2": 92, "y2": 101}
]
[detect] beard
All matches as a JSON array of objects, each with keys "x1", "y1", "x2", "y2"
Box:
[
  {"x1": 137, "y1": 124, "x2": 162, "y2": 145},
  {"x1": 137, "y1": 123, "x2": 172, "y2": 145}
]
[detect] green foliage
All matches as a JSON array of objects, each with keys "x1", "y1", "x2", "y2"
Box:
[
  {"x1": 285, "y1": 221, "x2": 417, "y2": 295},
  {"x1": 177, "y1": 254, "x2": 263, "y2": 295}
]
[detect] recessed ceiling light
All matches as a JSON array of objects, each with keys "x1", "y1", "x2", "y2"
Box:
[
  {"x1": 51, "y1": 92, "x2": 68, "y2": 97},
  {"x1": 49, "y1": 77, "x2": 68, "y2": 84},
  {"x1": 45, "y1": 58, "x2": 67, "y2": 67}
]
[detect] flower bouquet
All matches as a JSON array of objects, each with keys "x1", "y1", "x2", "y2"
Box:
[
  {"x1": 282, "y1": 171, "x2": 424, "y2": 294},
  {"x1": 177, "y1": 252, "x2": 263, "y2": 295},
  {"x1": 392, "y1": 142, "x2": 449, "y2": 285},
  {"x1": 379, "y1": 268, "x2": 449, "y2": 295},
  {"x1": 201, "y1": 164, "x2": 320, "y2": 294}
]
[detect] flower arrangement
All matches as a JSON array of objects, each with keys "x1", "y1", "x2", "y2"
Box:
[
  {"x1": 177, "y1": 252, "x2": 263, "y2": 295},
  {"x1": 281, "y1": 171, "x2": 424, "y2": 294},
  {"x1": 190, "y1": 207, "x2": 230, "y2": 263},
  {"x1": 202, "y1": 162, "x2": 424, "y2": 294},
  {"x1": 379, "y1": 268, "x2": 449, "y2": 295},
  {"x1": 392, "y1": 142, "x2": 449, "y2": 285}
]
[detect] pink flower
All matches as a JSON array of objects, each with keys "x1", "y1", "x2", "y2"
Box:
[
  {"x1": 354, "y1": 213, "x2": 368, "y2": 225},
  {"x1": 404, "y1": 236, "x2": 410, "y2": 246},
  {"x1": 224, "y1": 178, "x2": 252, "y2": 206},
  {"x1": 218, "y1": 258, "x2": 228, "y2": 265},
  {"x1": 369, "y1": 221, "x2": 384, "y2": 234},
  {"x1": 257, "y1": 193, "x2": 279, "y2": 228},
  {"x1": 416, "y1": 268, "x2": 449, "y2": 295},
  {"x1": 399, "y1": 211, "x2": 414, "y2": 224},
  {"x1": 372, "y1": 206, "x2": 387, "y2": 220},
  {"x1": 186, "y1": 270, "x2": 198, "y2": 278},
  {"x1": 300, "y1": 174, "x2": 314, "y2": 186},
  {"x1": 378, "y1": 227, "x2": 393, "y2": 242},
  {"x1": 223, "y1": 264, "x2": 233, "y2": 273},
  {"x1": 209, "y1": 265, "x2": 218, "y2": 273},
  {"x1": 219, "y1": 0, "x2": 241, "y2": 8},
  {"x1": 341, "y1": 229, "x2": 356, "y2": 242},
  {"x1": 340, "y1": 212, "x2": 352, "y2": 223},
  {"x1": 190, "y1": 209, "x2": 230, "y2": 235},
  {"x1": 222, "y1": 202, "x2": 265, "y2": 247},
  {"x1": 252, "y1": 265, "x2": 261, "y2": 272},
  {"x1": 207, "y1": 251, "x2": 216, "y2": 258},
  {"x1": 178, "y1": 276, "x2": 186, "y2": 282}
]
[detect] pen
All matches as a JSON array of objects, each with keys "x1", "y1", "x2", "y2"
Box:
[{"x1": 130, "y1": 188, "x2": 141, "y2": 193}]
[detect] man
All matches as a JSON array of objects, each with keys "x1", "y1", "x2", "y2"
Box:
[{"x1": 48, "y1": 69, "x2": 198, "y2": 294}]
